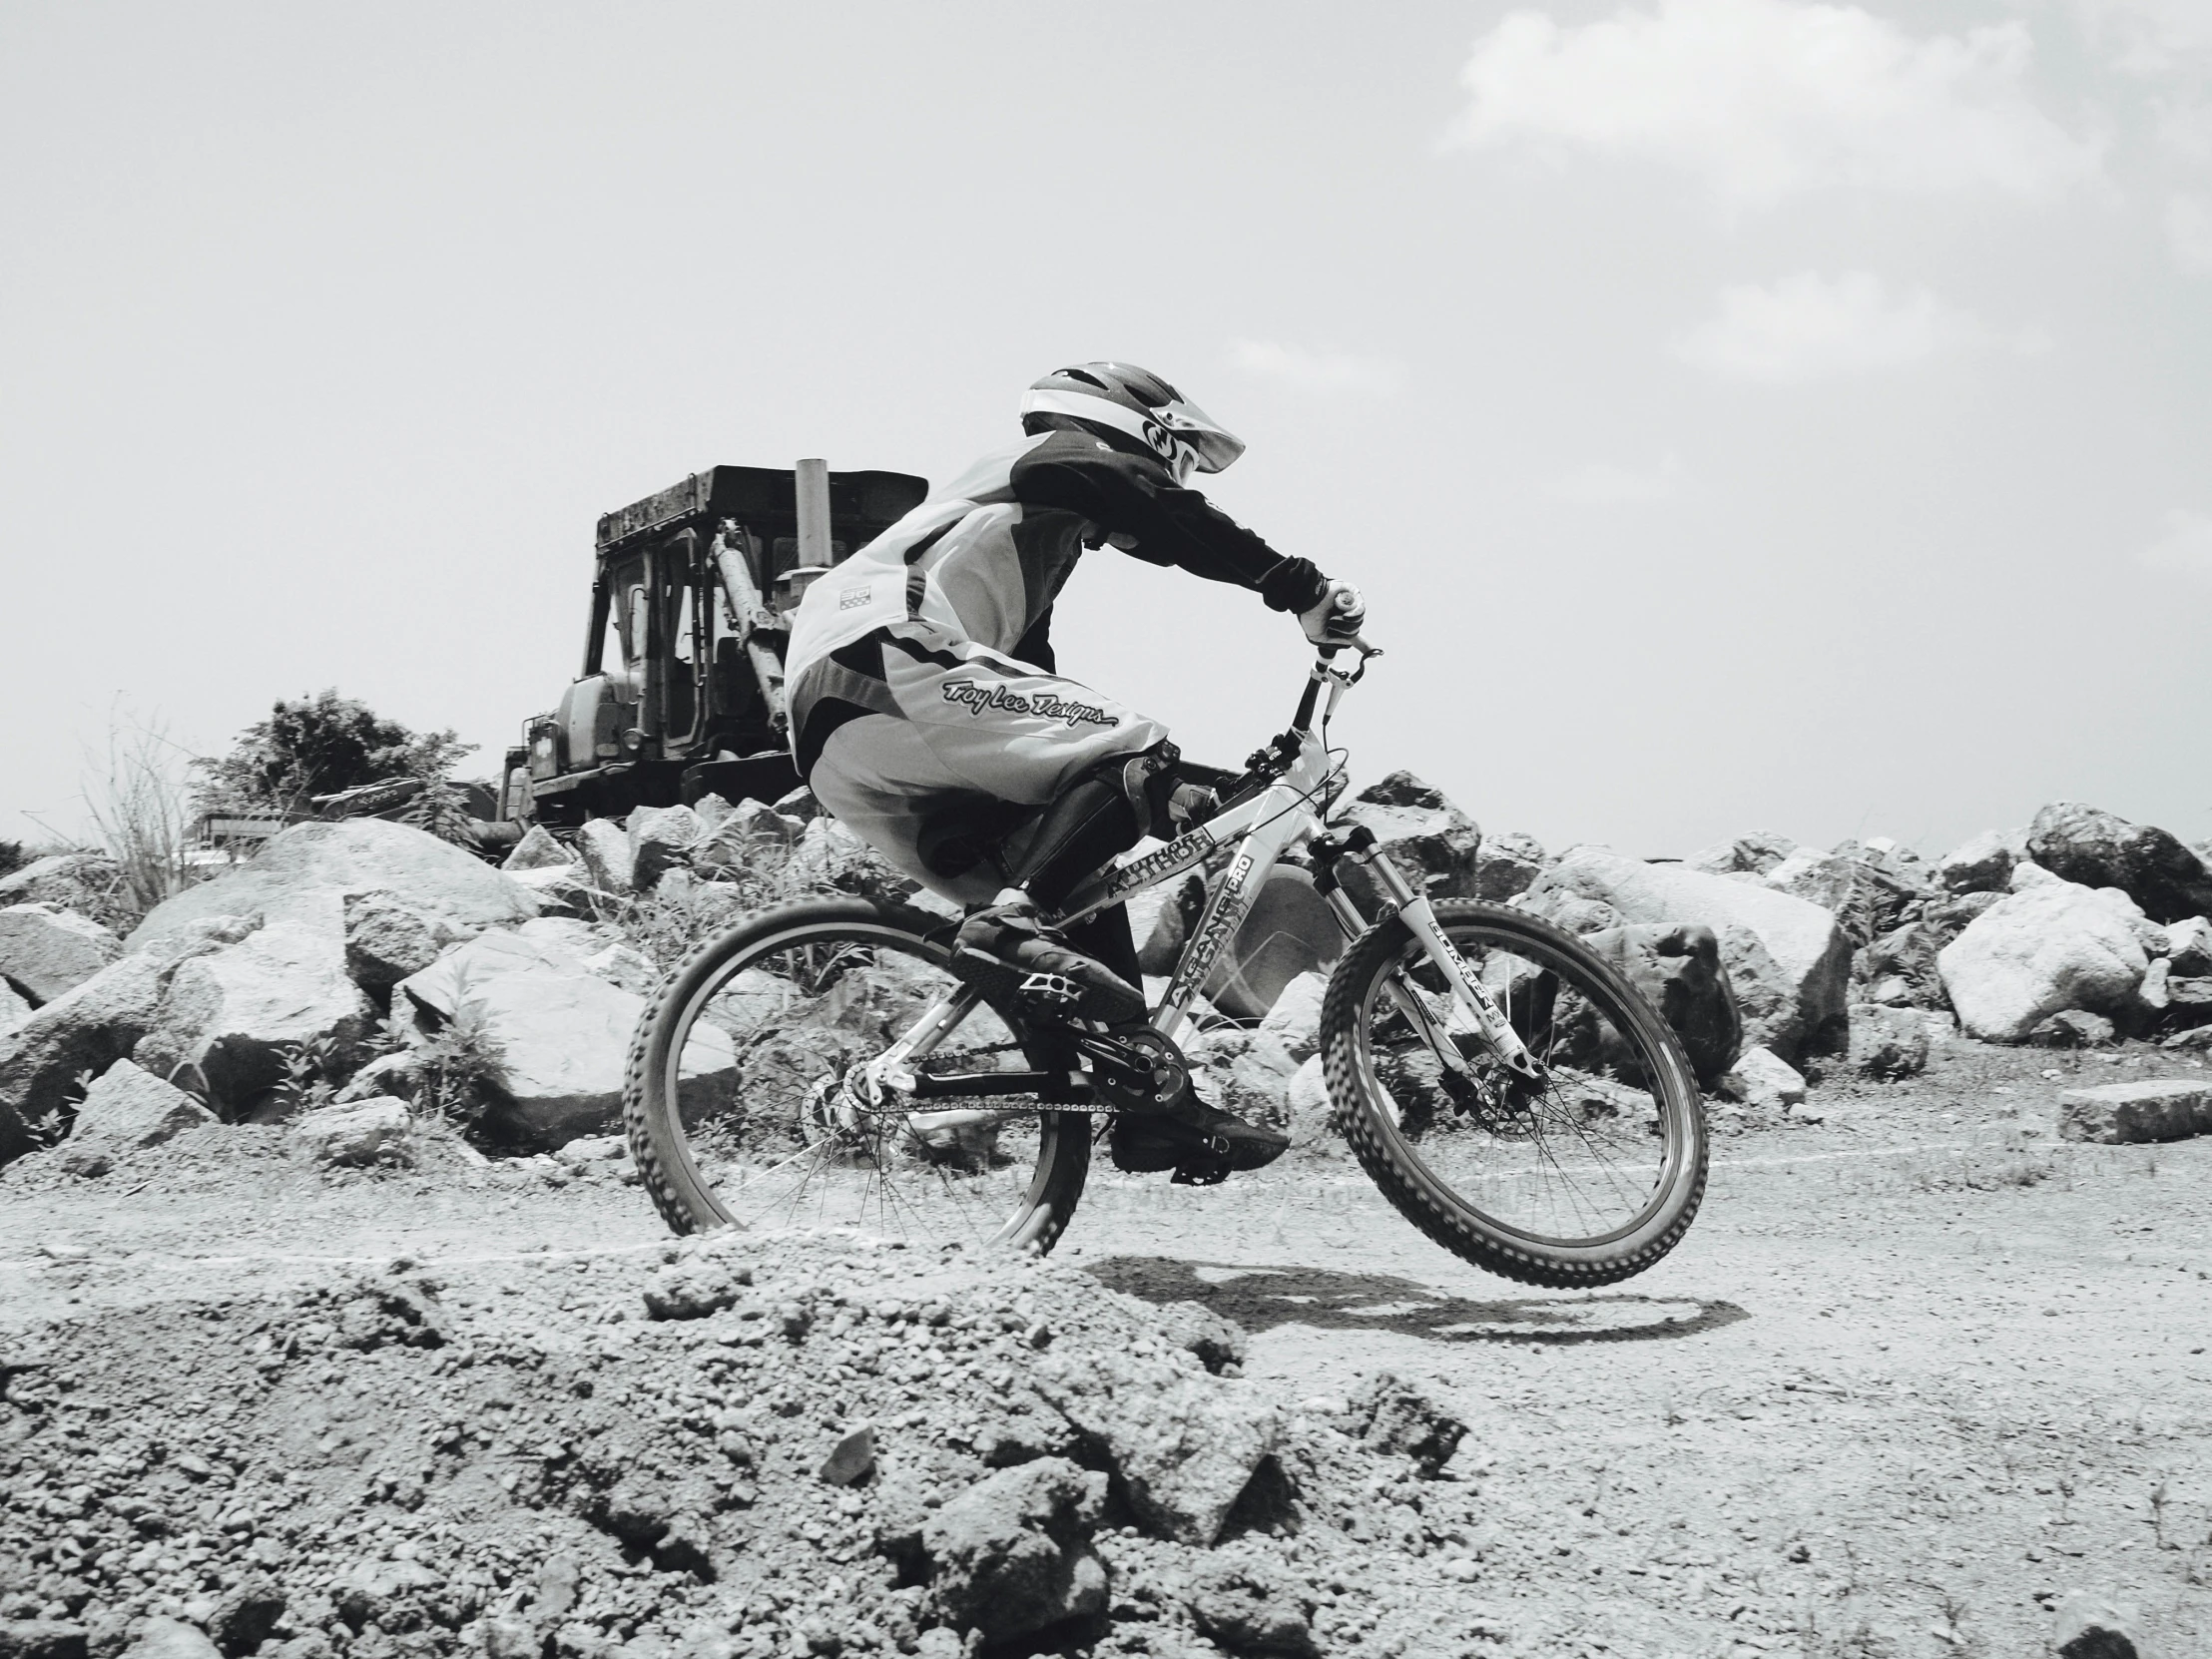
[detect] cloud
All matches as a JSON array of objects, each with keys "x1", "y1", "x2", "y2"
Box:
[
  {"x1": 1226, "y1": 340, "x2": 1403, "y2": 396},
  {"x1": 2167, "y1": 195, "x2": 2212, "y2": 275},
  {"x1": 2070, "y1": 0, "x2": 2212, "y2": 77},
  {"x1": 2140, "y1": 509, "x2": 2212, "y2": 589},
  {"x1": 1449, "y1": 0, "x2": 2102, "y2": 208},
  {"x1": 1671, "y1": 271, "x2": 2039, "y2": 382},
  {"x1": 2156, "y1": 99, "x2": 2212, "y2": 164},
  {"x1": 1547, "y1": 453, "x2": 1687, "y2": 503}
]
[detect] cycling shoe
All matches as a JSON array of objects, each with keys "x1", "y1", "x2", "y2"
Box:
[
  {"x1": 951, "y1": 901, "x2": 1146, "y2": 1025},
  {"x1": 1108, "y1": 1100, "x2": 1289, "y2": 1181}
]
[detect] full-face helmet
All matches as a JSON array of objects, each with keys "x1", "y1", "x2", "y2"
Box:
[{"x1": 1019, "y1": 362, "x2": 1246, "y2": 485}]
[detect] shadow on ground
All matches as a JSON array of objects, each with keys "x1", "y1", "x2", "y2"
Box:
[{"x1": 1083, "y1": 1256, "x2": 1748, "y2": 1347}]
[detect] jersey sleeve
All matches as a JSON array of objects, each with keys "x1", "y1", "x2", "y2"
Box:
[{"x1": 1007, "y1": 431, "x2": 1330, "y2": 614}]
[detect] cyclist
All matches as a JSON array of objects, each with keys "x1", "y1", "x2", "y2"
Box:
[{"x1": 785, "y1": 362, "x2": 1366, "y2": 1179}]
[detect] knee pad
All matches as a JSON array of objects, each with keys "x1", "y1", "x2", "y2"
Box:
[{"x1": 1094, "y1": 742, "x2": 1213, "y2": 842}]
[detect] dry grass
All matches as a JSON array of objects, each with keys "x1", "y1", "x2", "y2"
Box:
[{"x1": 74, "y1": 710, "x2": 208, "y2": 924}]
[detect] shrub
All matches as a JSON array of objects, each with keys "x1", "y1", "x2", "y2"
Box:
[
  {"x1": 192, "y1": 690, "x2": 474, "y2": 817},
  {"x1": 0, "y1": 840, "x2": 26, "y2": 880}
]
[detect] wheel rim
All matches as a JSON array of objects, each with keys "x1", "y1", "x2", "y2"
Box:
[
  {"x1": 1352, "y1": 921, "x2": 1692, "y2": 1249},
  {"x1": 657, "y1": 920, "x2": 1073, "y2": 1248}
]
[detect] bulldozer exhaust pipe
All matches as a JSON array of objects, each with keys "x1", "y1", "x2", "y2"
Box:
[{"x1": 795, "y1": 457, "x2": 832, "y2": 567}]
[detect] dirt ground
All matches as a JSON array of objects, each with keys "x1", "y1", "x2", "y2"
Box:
[{"x1": 4, "y1": 1032, "x2": 2209, "y2": 1658}]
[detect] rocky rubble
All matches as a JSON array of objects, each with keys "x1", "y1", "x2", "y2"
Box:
[
  {"x1": 8, "y1": 784, "x2": 2212, "y2": 1171},
  {"x1": 0, "y1": 1231, "x2": 1500, "y2": 1659}
]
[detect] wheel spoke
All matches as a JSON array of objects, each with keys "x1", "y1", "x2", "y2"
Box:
[
  {"x1": 1340, "y1": 905, "x2": 1707, "y2": 1274},
  {"x1": 627, "y1": 909, "x2": 1089, "y2": 1252}
]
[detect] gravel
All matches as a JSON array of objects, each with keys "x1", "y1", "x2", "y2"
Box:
[{"x1": 0, "y1": 1231, "x2": 1499, "y2": 1659}]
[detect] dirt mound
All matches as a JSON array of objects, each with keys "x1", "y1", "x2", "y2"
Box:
[{"x1": 0, "y1": 1231, "x2": 1496, "y2": 1659}]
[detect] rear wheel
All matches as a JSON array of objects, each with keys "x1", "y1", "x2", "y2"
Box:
[
  {"x1": 1321, "y1": 900, "x2": 1707, "y2": 1287},
  {"x1": 623, "y1": 898, "x2": 1090, "y2": 1252}
]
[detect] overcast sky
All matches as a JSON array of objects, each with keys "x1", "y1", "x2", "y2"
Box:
[{"x1": 4, "y1": 0, "x2": 2207, "y2": 861}]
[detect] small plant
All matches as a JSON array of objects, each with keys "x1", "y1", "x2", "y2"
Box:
[
  {"x1": 5, "y1": 1074, "x2": 84, "y2": 1152},
  {"x1": 266, "y1": 1036, "x2": 351, "y2": 1118},
  {"x1": 0, "y1": 839, "x2": 26, "y2": 879},
  {"x1": 411, "y1": 992, "x2": 510, "y2": 1131}
]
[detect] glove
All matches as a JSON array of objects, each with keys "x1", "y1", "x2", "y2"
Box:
[{"x1": 1298, "y1": 579, "x2": 1367, "y2": 647}]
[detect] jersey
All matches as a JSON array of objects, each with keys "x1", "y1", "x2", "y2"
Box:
[{"x1": 786, "y1": 427, "x2": 1326, "y2": 712}]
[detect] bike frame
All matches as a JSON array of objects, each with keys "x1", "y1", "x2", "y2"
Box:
[{"x1": 887, "y1": 646, "x2": 1545, "y2": 1107}]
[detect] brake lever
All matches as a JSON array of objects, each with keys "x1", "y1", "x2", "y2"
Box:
[{"x1": 1313, "y1": 637, "x2": 1382, "y2": 686}]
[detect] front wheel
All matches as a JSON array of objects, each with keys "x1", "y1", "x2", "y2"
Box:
[
  {"x1": 1321, "y1": 900, "x2": 1708, "y2": 1288},
  {"x1": 623, "y1": 897, "x2": 1091, "y2": 1252}
]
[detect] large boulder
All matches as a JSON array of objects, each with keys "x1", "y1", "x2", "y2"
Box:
[
  {"x1": 627, "y1": 805, "x2": 704, "y2": 889},
  {"x1": 135, "y1": 920, "x2": 377, "y2": 1114},
  {"x1": 1255, "y1": 970, "x2": 1327, "y2": 1064},
  {"x1": 919, "y1": 1458, "x2": 1110, "y2": 1646},
  {"x1": 1578, "y1": 923, "x2": 1740, "y2": 1087},
  {"x1": 341, "y1": 890, "x2": 455, "y2": 992},
  {"x1": 500, "y1": 825, "x2": 573, "y2": 871},
  {"x1": 1855, "y1": 891, "x2": 2000, "y2": 1008},
  {"x1": 1520, "y1": 848, "x2": 1852, "y2": 1061},
  {"x1": 2027, "y1": 801, "x2": 2212, "y2": 924},
  {"x1": 0, "y1": 904, "x2": 121, "y2": 1004},
  {"x1": 694, "y1": 801, "x2": 806, "y2": 884},
  {"x1": 574, "y1": 819, "x2": 635, "y2": 893},
  {"x1": 2057, "y1": 1079, "x2": 2212, "y2": 1145},
  {"x1": 2166, "y1": 916, "x2": 2212, "y2": 976},
  {"x1": 1472, "y1": 830, "x2": 1548, "y2": 901},
  {"x1": 394, "y1": 931, "x2": 731, "y2": 1147},
  {"x1": 1032, "y1": 1345, "x2": 1281, "y2": 1546},
  {"x1": 1845, "y1": 1003, "x2": 1929, "y2": 1079},
  {"x1": 291, "y1": 1098, "x2": 415, "y2": 1167},
  {"x1": 128, "y1": 820, "x2": 536, "y2": 953},
  {"x1": 1936, "y1": 880, "x2": 2154, "y2": 1043},
  {"x1": 0, "y1": 853, "x2": 123, "y2": 922},
  {"x1": 1936, "y1": 828, "x2": 2026, "y2": 895},
  {"x1": 1717, "y1": 1044, "x2": 1807, "y2": 1111},
  {"x1": 1334, "y1": 772, "x2": 1483, "y2": 904},
  {"x1": 1683, "y1": 830, "x2": 1797, "y2": 876},
  {"x1": 1765, "y1": 846, "x2": 1928, "y2": 946},
  {"x1": 0, "y1": 954, "x2": 171, "y2": 1165},
  {"x1": 63, "y1": 1058, "x2": 215, "y2": 1154}
]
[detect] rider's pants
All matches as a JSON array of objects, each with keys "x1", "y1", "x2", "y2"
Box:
[{"x1": 791, "y1": 618, "x2": 1170, "y2": 906}]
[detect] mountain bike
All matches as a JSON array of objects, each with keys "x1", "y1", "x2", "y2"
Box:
[{"x1": 623, "y1": 642, "x2": 1708, "y2": 1288}]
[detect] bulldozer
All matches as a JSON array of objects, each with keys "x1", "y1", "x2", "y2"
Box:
[{"x1": 501, "y1": 459, "x2": 927, "y2": 827}]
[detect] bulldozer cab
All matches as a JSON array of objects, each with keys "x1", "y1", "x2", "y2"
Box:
[{"x1": 515, "y1": 462, "x2": 928, "y2": 827}]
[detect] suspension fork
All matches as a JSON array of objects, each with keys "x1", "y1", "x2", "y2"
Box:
[{"x1": 1317, "y1": 835, "x2": 1548, "y2": 1086}]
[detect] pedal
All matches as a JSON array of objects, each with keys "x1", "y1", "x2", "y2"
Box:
[
  {"x1": 949, "y1": 946, "x2": 1140, "y2": 1025},
  {"x1": 1018, "y1": 970, "x2": 1083, "y2": 1012},
  {"x1": 1169, "y1": 1143, "x2": 1232, "y2": 1187}
]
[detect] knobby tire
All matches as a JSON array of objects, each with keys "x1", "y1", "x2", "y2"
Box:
[{"x1": 1321, "y1": 899, "x2": 1709, "y2": 1288}]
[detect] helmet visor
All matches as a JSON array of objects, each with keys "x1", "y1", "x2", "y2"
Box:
[{"x1": 1151, "y1": 398, "x2": 1245, "y2": 474}]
